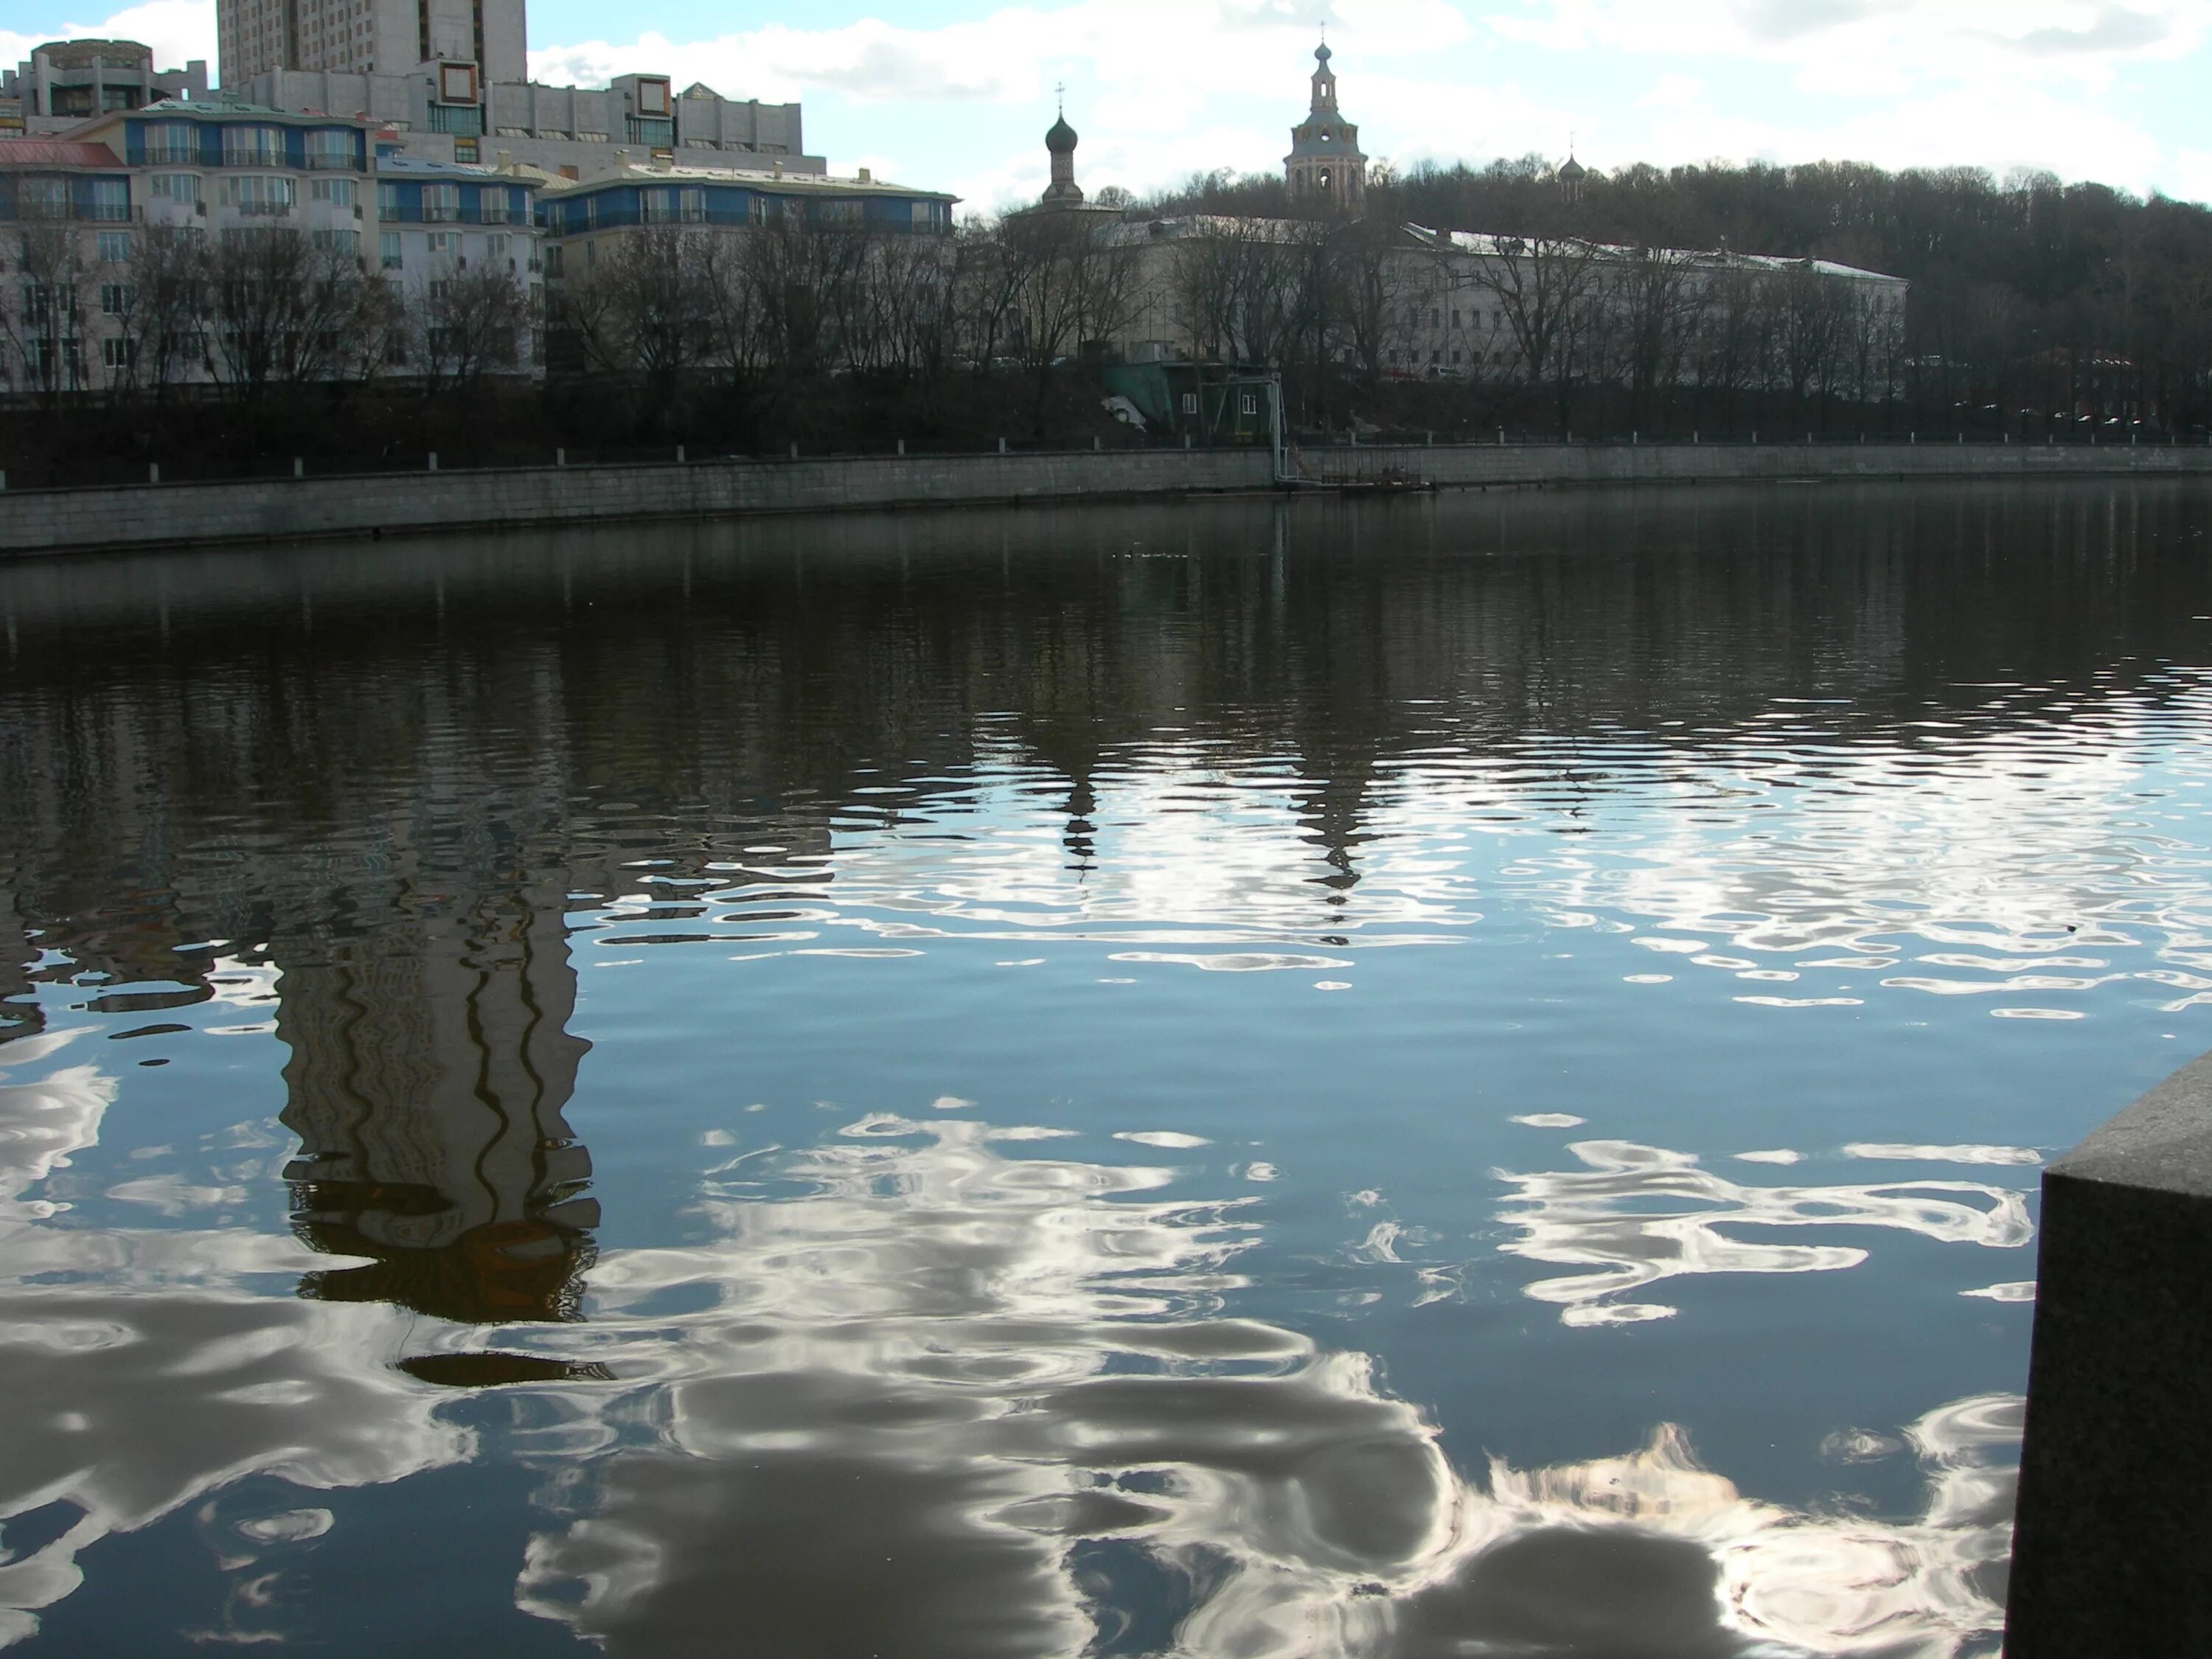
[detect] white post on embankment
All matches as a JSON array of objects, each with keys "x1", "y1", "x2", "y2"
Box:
[
  {"x1": 790, "y1": 442, "x2": 799, "y2": 459},
  {"x1": 998, "y1": 437, "x2": 1007, "y2": 454},
  {"x1": 1094, "y1": 437, "x2": 1102, "y2": 451},
  {"x1": 677, "y1": 445, "x2": 686, "y2": 464},
  {"x1": 557, "y1": 449, "x2": 566, "y2": 467},
  {"x1": 897, "y1": 439, "x2": 905, "y2": 456},
  {"x1": 149, "y1": 463, "x2": 159, "y2": 484},
  {"x1": 293, "y1": 457, "x2": 303, "y2": 478},
  {"x1": 428, "y1": 452, "x2": 438, "y2": 471}
]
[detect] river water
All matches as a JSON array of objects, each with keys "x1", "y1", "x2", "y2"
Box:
[{"x1": 2, "y1": 481, "x2": 2209, "y2": 1657}]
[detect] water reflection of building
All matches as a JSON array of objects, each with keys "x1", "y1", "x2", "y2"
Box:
[{"x1": 278, "y1": 879, "x2": 598, "y2": 1326}]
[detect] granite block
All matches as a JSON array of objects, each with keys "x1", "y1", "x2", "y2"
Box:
[{"x1": 2006, "y1": 1050, "x2": 2212, "y2": 1655}]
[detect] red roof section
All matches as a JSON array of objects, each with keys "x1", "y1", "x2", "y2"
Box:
[{"x1": 0, "y1": 140, "x2": 123, "y2": 168}]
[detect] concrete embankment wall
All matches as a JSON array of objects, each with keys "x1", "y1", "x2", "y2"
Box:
[
  {"x1": 1307, "y1": 438, "x2": 2212, "y2": 488},
  {"x1": 4, "y1": 439, "x2": 2208, "y2": 557}
]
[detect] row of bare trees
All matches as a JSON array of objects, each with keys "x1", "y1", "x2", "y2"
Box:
[
  {"x1": 1158, "y1": 155, "x2": 2212, "y2": 433},
  {"x1": 0, "y1": 222, "x2": 529, "y2": 408},
  {"x1": 552, "y1": 209, "x2": 1139, "y2": 432},
  {"x1": 1148, "y1": 216, "x2": 1899, "y2": 431}
]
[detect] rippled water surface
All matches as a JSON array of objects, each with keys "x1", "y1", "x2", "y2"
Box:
[{"x1": 4, "y1": 481, "x2": 2211, "y2": 1656}]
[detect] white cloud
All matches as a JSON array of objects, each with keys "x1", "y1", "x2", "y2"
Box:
[
  {"x1": 1483, "y1": 0, "x2": 2212, "y2": 94},
  {"x1": 535, "y1": 0, "x2": 1467, "y2": 111}
]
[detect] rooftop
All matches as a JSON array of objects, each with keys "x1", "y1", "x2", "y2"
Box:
[
  {"x1": 541, "y1": 161, "x2": 954, "y2": 202},
  {"x1": 129, "y1": 98, "x2": 369, "y2": 124},
  {"x1": 0, "y1": 139, "x2": 128, "y2": 169},
  {"x1": 376, "y1": 152, "x2": 527, "y2": 181},
  {"x1": 1413, "y1": 225, "x2": 1902, "y2": 284}
]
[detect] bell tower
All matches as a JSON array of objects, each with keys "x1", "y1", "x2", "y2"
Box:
[{"x1": 1284, "y1": 42, "x2": 1367, "y2": 215}]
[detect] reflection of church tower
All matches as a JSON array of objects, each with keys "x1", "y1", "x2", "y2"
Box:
[
  {"x1": 1285, "y1": 43, "x2": 1367, "y2": 215},
  {"x1": 276, "y1": 878, "x2": 600, "y2": 1337}
]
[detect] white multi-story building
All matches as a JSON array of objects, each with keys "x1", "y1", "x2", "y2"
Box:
[{"x1": 0, "y1": 101, "x2": 544, "y2": 396}]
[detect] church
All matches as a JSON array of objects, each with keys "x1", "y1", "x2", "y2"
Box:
[
  {"x1": 1027, "y1": 41, "x2": 1367, "y2": 218},
  {"x1": 1024, "y1": 44, "x2": 1907, "y2": 401}
]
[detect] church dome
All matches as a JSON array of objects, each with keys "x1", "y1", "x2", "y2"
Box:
[
  {"x1": 1315, "y1": 42, "x2": 1332, "y2": 63},
  {"x1": 1046, "y1": 114, "x2": 1078, "y2": 153},
  {"x1": 1559, "y1": 153, "x2": 1587, "y2": 181}
]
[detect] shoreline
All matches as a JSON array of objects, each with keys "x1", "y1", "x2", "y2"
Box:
[{"x1": 4, "y1": 439, "x2": 2207, "y2": 557}]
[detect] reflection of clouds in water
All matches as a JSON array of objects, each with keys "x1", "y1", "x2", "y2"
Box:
[
  {"x1": 1497, "y1": 1141, "x2": 2034, "y2": 1327},
  {"x1": 510, "y1": 1118, "x2": 2011, "y2": 1658},
  {"x1": 0, "y1": 1034, "x2": 469, "y2": 1649}
]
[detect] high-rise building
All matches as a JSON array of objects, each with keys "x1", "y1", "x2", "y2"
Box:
[{"x1": 218, "y1": 0, "x2": 526, "y2": 88}]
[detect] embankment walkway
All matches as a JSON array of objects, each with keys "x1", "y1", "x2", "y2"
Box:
[{"x1": 3, "y1": 439, "x2": 2208, "y2": 557}]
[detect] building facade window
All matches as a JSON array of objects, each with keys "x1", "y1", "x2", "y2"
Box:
[
  {"x1": 380, "y1": 230, "x2": 403, "y2": 268},
  {"x1": 421, "y1": 184, "x2": 459, "y2": 223},
  {"x1": 219, "y1": 175, "x2": 295, "y2": 215},
  {"x1": 102, "y1": 337, "x2": 137, "y2": 369},
  {"x1": 428, "y1": 104, "x2": 482, "y2": 136},
  {"x1": 17, "y1": 178, "x2": 69, "y2": 218},
  {"x1": 484, "y1": 232, "x2": 509, "y2": 261},
  {"x1": 142, "y1": 122, "x2": 196, "y2": 164},
  {"x1": 377, "y1": 182, "x2": 401, "y2": 221},
  {"x1": 221, "y1": 125, "x2": 284, "y2": 167},
  {"x1": 151, "y1": 173, "x2": 202, "y2": 203},
  {"x1": 310, "y1": 228, "x2": 360, "y2": 257},
  {"x1": 311, "y1": 177, "x2": 356, "y2": 206},
  {"x1": 99, "y1": 281, "x2": 134, "y2": 314},
  {"x1": 97, "y1": 231, "x2": 131, "y2": 263},
  {"x1": 303, "y1": 128, "x2": 354, "y2": 170},
  {"x1": 479, "y1": 189, "x2": 510, "y2": 224},
  {"x1": 85, "y1": 179, "x2": 130, "y2": 221},
  {"x1": 426, "y1": 231, "x2": 456, "y2": 254}
]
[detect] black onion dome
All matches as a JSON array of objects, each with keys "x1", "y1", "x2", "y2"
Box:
[
  {"x1": 1559, "y1": 153, "x2": 1587, "y2": 181},
  {"x1": 1046, "y1": 115, "x2": 1078, "y2": 153}
]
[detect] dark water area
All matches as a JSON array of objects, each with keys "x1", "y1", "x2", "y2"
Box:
[{"x1": 3, "y1": 481, "x2": 2211, "y2": 1656}]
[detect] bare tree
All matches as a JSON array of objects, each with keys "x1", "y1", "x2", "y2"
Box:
[
  {"x1": 412, "y1": 263, "x2": 530, "y2": 392},
  {"x1": 564, "y1": 225, "x2": 719, "y2": 390},
  {"x1": 1001, "y1": 210, "x2": 1135, "y2": 434},
  {"x1": 2, "y1": 220, "x2": 92, "y2": 406},
  {"x1": 119, "y1": 224, "x2": 212, "y2": 400},
  {"x1": 206, "y1": 229, "x2": 380, "y2": 401},
  {"x1": 1696, "y1": 262, "x2": 1767, "y2": 431},
  {"x1": 1464, "y1": 234, "x2": 1602, "y2": 428},
  {"x1": 1325, "y1": 217, "x2": 1416, "y2": 389},
  {"x1": 1773, "y1": 259, "x2": 1853, "y2": 417},
  {"x1": 1613, "y1": 246, "x2": 1705, "y2": 428}
]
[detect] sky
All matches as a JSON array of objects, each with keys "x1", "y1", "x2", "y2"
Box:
[{"x1": 10, "y1": 0, "x2": 2212, "y2": 216}]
